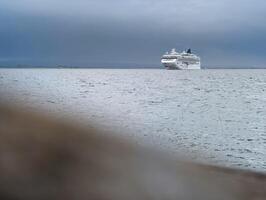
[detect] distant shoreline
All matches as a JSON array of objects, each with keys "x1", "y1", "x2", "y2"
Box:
[
  {"x1": 0, "y1": 66, "x2": 265, "y2": 69},
  {"x1": 0, "y1": 64, "x2": 266, "y2": 70},
  {"x1": 0, "y1": 67, "x2": 165, "y2": 70}
]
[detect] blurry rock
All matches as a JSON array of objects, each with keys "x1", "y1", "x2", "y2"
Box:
[{"x1": 0, "y1": 104, "x2": 265, "y2": 200}]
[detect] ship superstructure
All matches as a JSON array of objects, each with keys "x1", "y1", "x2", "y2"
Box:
[{"x1": 161, "y1": 48, "x2": 201, "y2": 70}]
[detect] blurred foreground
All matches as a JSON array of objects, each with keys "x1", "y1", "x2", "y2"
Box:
[{"x1": 0, "y1": 103, "x2": 265, "y2": 200}]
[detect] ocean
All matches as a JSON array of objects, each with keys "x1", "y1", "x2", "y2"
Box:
[{"x1": 0, "y1": 68, "x2": 265, "y2": 172}]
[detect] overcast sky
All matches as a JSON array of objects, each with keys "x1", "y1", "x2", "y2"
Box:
[{"x1": 1, "y1": 0, "x2": 266, "y2": 68}]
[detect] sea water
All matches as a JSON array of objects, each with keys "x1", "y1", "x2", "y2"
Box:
[{"x1": 0, "y1": 68, "x2": 265, "y2": 171}]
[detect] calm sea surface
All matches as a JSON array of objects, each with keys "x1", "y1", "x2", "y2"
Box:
[{"x1": 0, "y1": 69, "x2": 266, "y2": 171}]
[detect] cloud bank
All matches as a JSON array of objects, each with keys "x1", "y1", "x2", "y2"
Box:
[{"x1": 0, "y1": 0, "x2": 266, "y2": 68}]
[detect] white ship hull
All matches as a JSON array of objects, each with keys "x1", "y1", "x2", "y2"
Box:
[
  {"x1": 163, "y1": 61, "x2": 201, "y2": 70},
  {"x1": 161, "y1": 48, "x2": 201, "y2": 70}
]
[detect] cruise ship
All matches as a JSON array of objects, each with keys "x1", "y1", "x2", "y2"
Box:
[{"x1": 161, "y1": 48, "x2": 201, "y2": 70}]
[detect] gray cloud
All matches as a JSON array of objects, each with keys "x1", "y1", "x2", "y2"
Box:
[{"x1": 0, "y1": 0, "x2": 266, "y2": 68}]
